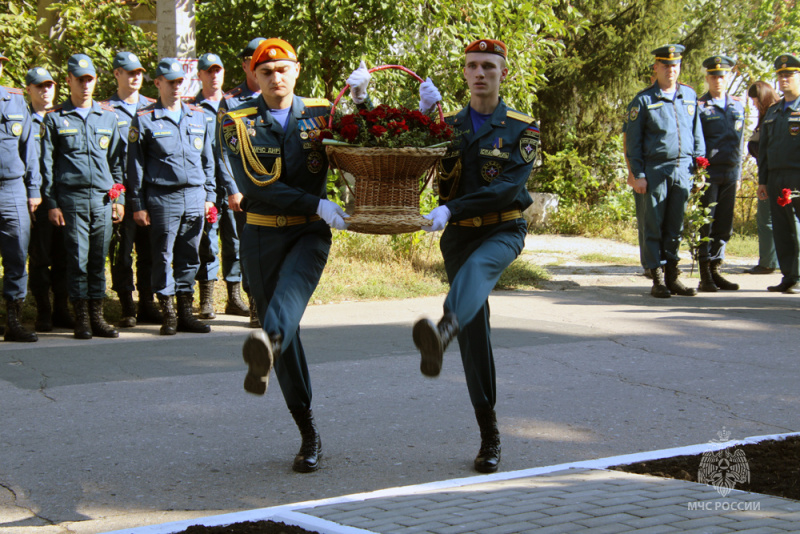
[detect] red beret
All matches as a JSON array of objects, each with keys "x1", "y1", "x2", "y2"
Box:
[
  {"x1": 251, "y1": 38, "x2": 298, "y2": 70},
  {"x1": 465, "y1": 39, "x2": 507, "y2": 59}
]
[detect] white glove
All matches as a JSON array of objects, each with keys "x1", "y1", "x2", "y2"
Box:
[
  {"x1": 317, "y1": 199, "x2": 349, "y2": 230},
  {"x1": 419, "y1": 77, "x2": 441, "y2": 113},
  {"x1": 347, "y1": 60, "x2": 371, "y2": 105},
  {"x1": 422, "y1": 205, "x2": 450, "y2": 232}
]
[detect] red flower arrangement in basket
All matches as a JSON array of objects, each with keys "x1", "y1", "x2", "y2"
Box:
[{"x1": 327, "y1": 104, "x2": 453, "y2": 148}]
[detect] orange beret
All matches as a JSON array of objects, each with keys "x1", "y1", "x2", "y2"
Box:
[
  {"x1": 251, "y1": 38, "x2": 298, "y2": 70},
  {"x1": 465, "y1": 39, "x2": 507, "y2": 59}
]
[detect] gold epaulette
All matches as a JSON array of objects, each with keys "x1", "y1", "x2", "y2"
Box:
[
  {"x1": 2, "y1": 85, "x2": 23, "y2": 95},
  {"x1": 301, "y1": 98, "x2": 329, "y2": 107},
  {"x1": 225, "y1": 107, "x2": 258, "y2": 120},
  {"x1": 186, "y1": 103, "x2": 205, "y2": 112},
  {"x1": 443, "y1": 110, "x2": 458, "y2": 118},
  {"x1": 224, "y1": 87, "x2": 242, "y2": 99},
  {"x1": 506, "y1": 109, "x2": 535, "y2": 124},
  {"x1": 99, "y1": 102, "x2": 116, "y2": 113}
]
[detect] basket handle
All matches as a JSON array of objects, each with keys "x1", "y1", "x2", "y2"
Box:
[{"x1": 328, "y1": 64, "x2": 445, "y2": 129}]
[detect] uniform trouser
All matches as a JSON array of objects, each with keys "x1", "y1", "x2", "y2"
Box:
[
  {"x1": 633, "y1": 191, "x2": 647, "y2": 268},
  {"x1": 641, "y1": 162, "x2": 692, "y2": 269},
  {"x1": 698, "y1": 167, "x2": 739, "y2": 262},
  {"x1": 110, "y1": 208, "x2": 155, "y2": 294},
  {"x1": 241, "y1": 219, "x2": 331, "y2": 411},
  {"x1": 440, "y1": 219, "x2": 527, "y2": 410},
  {"x1": 196, "y1": 196, "x2": 242, "y2": 283},
  {"x1": 57, "y1": 189, "x2": 112, "y2": 300},
  {"x1": 234, "y1": 209, "x2": 250, "y2": 293},
  {"x1": 28, "y1": 202, "x2": 68, "y2": 299},
  {"x1": 0, "y1": 178, "x2": 31, "y2": 300},
  {"x1": 756, "y1": 198, "x2": 779, "y2": 269},
  {"x1": 766, "y1": 171, "x2": 800, "y2": 283},
  {"x1": 146, "y1": 185, "x2": 205, "y2": 296}
]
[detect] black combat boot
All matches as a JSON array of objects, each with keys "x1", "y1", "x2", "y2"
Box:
[
  {"x1": 4, "y1": 298, "x2": 38, "y2": 342},
  {"x1": 34, "y1": 293, "x2": 53, "y2": 332},
  {"x1": 158, "y1": 294, "x2": 177, "y2": 336},
  {"x1": 289, "y1": 407, "x2": 322, "y2": 473},
  {"x1": 225, "y1": 281, "x2": 249, "y2": 316},
  {"x1": 89, "y1": 299, "x2": 119, "y2": 338},
  {"x1": 137, "y1": 291, "x2": 163, "y2": 324},
  {"x1": 248, "y1": 294, "x2": 260, "y2": 328},
  {"x1": 710, "y1": 259, "x2": 739, "y2": 290},
  {"x1": 650, "y1": 266, "x2": 671, "y2": 298},
  {"x1": 698, "y1": 261, "x2": 718, "y2": 293},
  {"x1": 176, "y1": 292, "x2": 211, "y2": 333},
  {"x1": 474, "y1": 408, "x2": 501, "y2": 473},
  {"x1": 198, "y1": 280, "x2": 216, "y2": 319},
  {"x1": 118, "y1": 291, "x2": 137, "y2": 327},
  {"x1": 72, "y1": 299, "x2": 92, "y2": 340},
  {"x1": 242, "y1": 331, "x2": 281, "y2": 395},
  {"x1": 768, "y1": 278, "x2": 800, "y2": 294},
  {"x1": 52, "y1": 293, "x2": 75, "y2": 329},
  {"x1": 665, "y1": 261, "x2": 697, "y2": 296},
  {"x1": 412, "y1": 312, "x2": 459, "y2": 377}
]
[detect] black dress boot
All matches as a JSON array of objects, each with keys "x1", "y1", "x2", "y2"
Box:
[
  {"x1": 225, "y1": 281, "x2": 250, "y2": 316},
  {"x1": 768, "y1": 278, "x2": 800, "y2": 293},
  {"x1": 710, "y1": 259, "x2": 739, "y2": 290},
  {"x1": 248, "y1": 294, "x2": 260, "y2": 328},
  {"x1": 72, "y1": 299, "x2": 92, "y2": 340},
  {"x1": 198, "y1": 280, "x2": 216, "y2": 320},
  {"x1": 4, "y1": 298, "x2": 38, "y2": 342},
  {"x1": 89, "y1": 299, "x2": 119, "y2": 338},
  {"x1": 665, "y1": 261, "x2": 697, "y2": 296},
  {"x1": 118, "y1": 291, "x2": 137, "y2": 327},
  {"x1": 412, "y1": 312, "x2": 459, "y2": 377},
  {"x1": 176, "y1": 292, "x2": 211, "y2": 333},
  {"x1": 34, "y1": 293, "x2": 53, "y2": 332},
  {"x1": 698, "y1": 261, "x2": 718, "y2": 293},
  {"x1": 474, "y1": 408, "x2": 501, "y2": 473},
  {"x1": 650, "y1": 266, "x2": 671, "y2": 298},
  {"x1": 158, "y1": 295, "x2": 177, "y2": 336},
  {"x1": 137, "y1": 291, "x2": 164, "y2": 324},
  {"x1": 52, "y1": 293, "x2": 75, "y2": 329},
  {"x1": 242, "y1": 331, "x2": 280, "y2": 395},
  {"x1": 290, "y1": 408, "x2": 322, "y2": 473}
]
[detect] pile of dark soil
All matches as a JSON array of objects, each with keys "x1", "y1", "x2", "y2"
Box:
[
  {"x1": 610, "y1": 436, "x2": 800, "y2": 500},
  {"x1": 176, "y1": 520, "x2": 318, "y2": 534}
]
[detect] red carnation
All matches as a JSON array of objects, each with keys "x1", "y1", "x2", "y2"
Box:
[
  {"x1": 370, "y1": 124, "x2": 388, "y2": 137},
  {"x1": 341, "y1": 124, "x2": 359, "y2": 142},
  {"x1": 777, "y1": 188, "x2": 794, "y2": 207},
  {"x1": 696, "y1": 156, "x2": 710, "y2": 169},
  {"x1": 319, "y1": 130, "x2": 333, "y2": 141},
  {"x1": 108, "y1": 183, "x2": 125, "y2": 200},
  {"x1": 387, "y1": 120, "x2": 409, "y2": 135},
  {"x1": 339, "y1": 114, "x2": 357, "y2": 126},
  {"x1": 206, "y1": 205, "x2": 219, "y2": 224}
]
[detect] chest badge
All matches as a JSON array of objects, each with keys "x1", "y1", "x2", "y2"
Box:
[
  {"x1": 307, "y1": 150, "x2": 324, "y2": 174},
  {"x1": 687, "y1": 104, "x2": 695, "y2": 116},
  {"x1": 99, "y1": 135, "x2": 110, "y2": 149},
  {"x1": 481, "y1": 161, "x2": 503, "y2": 183},
  {"x1": 11, "y1": 122, "x2": 22, "y2": 136},
  {"x1": 193, "y1": 137, "x2": 203, "y2": 150},
  {"x1": 300, "y1": 131, "x2": 309, "y2": 140},
  {"x1": 791, "y1": 124, "x2": 800, "y2": 136},
  {"x1": 128, "y1": 126, "x2": 139, "y2": 143}
]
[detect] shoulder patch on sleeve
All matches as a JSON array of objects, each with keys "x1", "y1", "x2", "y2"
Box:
[
  {"x1": 506, "y1": 109, "x2": 535, "y2": 124},
  {"x1": 301, "y1": 98, "x2": 330, "y2": 107}
]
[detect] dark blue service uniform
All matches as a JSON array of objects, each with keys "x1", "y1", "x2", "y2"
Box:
[
  {"x1": 221, "y1": 95, "x2": 331, "y2": 411},
  {"x1": 0, "y1": 85, "x2": 39, "y2": 301},
  {"x1": 41, "y1": 100, "x2": 124, "y2": 300},
  {"x1": 435, "y1": 99, "x2": 537, "y2": 410},
  {"x1": 758, "y1": 97, "x2": 800, "y2": 284},
  {"x1": 127, "y1": 101, "x2": 216, "y2": 297},
  {"x1": 697, "y1": 93, "x2": 745, "y2": 262},
  {"x1": 625, "y1": 83, "x2": 706, "y2": 268},
  {"x1": 192, "y1": 93, "x2": 242, "y2": 286},
  {"x1": 103, "y1": 93, "x2": 157, "y2": 298}
]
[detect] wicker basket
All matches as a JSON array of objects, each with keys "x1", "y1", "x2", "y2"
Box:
[{"x1": 325, "y1": 65, "x2": 447, "y2": 234}]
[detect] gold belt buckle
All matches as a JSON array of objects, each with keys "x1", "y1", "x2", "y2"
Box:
[
  {"x1": 276, "y1": 215, "x2": 288, "y2": 227},
  {"x1": 472, "y1": 216, "x2": 483, "y2": 227}
]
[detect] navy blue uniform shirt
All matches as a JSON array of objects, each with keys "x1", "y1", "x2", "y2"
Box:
[
  {"x1": 758, "y1": 97, "x2": 800, "y2": 184},
  {"x1": 698, "y1": 92, "x2": 745, "y2": 177},
  {"x1": 0, "y1": 85, "x2": 40, "y2": 198}
]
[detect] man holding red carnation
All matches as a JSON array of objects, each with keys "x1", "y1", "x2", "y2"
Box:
[
  {"x1": 410, "y1": 39, "x2": 540, "y2": 473},
  {"x1": 757, "y1": 53, "x2": 800, "y2": 294}
]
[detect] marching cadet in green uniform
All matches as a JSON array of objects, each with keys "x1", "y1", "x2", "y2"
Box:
[
  {"x1": 192, "y1": 52, "x2": 249, "y2": 320},
  {"x1": 410, "y1": 39, "x2": 540, "y2": 473},
  {"x1": 625, "y1": 44, "x2": 706, "y2": 298},
  {"x1": 220, "y1": 37, "x2": 267, "y2": 328},
  {"x1": 26, "y1": 67, "x2": 74, "y2": 333},
  {"x1": 696, "y1": 55, "x2": 745, "y2": 292},
  {"x1": 0, "y1": 53, "x2": 40, "y2": 342},
  {"x1": 757, "y1": 54, "x2": 800, "y2": 293},
  {"x1": 103, "y1": 51, "x2": 161, "y2": 327},
  {"x1": 128, "y1": 58, "x2": 216, "y2": 335},
  {"x1": 220, "y1": 38, "x2": 348, "y2": 473},
  {"x1": 41, "y1": 54, "x2": 124, "y2": 339}
]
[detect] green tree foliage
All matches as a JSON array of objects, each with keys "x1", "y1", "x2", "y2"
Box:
[{"x1": 0, "y1": 1, "x2": 48, "y2": 88}]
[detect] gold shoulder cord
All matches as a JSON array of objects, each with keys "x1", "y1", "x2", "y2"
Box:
[
  {"x1": 436, "y1": 158, "x2": 462, "y2": 201},
  {"x1": 220, "y1": 115, "x2": 282, "y2": 187}
]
